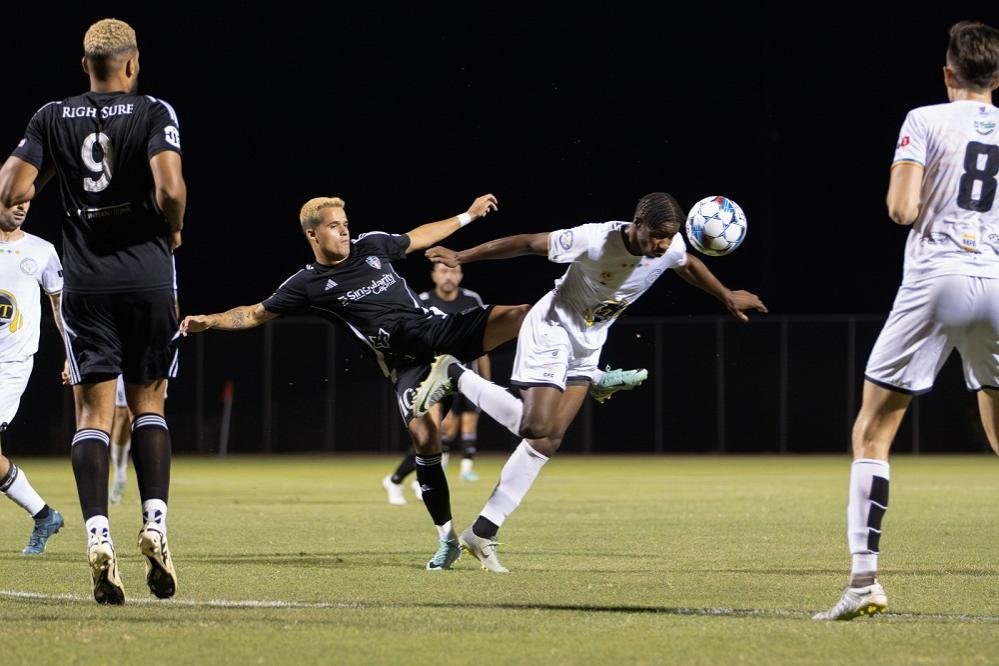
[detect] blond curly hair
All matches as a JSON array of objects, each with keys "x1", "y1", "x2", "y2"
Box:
[
  {"x1": 299, "y1": 197, "x2": 345, "y2": 232},
  {"x1": 83, "y1": 19, "x2": 137, "y2": 58}
]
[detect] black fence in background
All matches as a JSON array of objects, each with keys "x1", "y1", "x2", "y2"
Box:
[{"x1": 6, "y1": 315, "x2": 994, "y2": 456}]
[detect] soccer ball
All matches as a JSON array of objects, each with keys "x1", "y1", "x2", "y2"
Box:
[{"x1": 685, "y1": 196, "x2": 747, "y2": 256}]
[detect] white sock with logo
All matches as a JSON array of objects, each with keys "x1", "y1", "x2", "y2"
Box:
[
  {"x1": 457, "y1": 372, "x2": 523, "y2": 435},
  {"x1": 479, "y1": 441, "x2": 549, "y2": 528},
  {"x1": 142, "y1": 499, "x2": 168, "y2": 533},
  {"x1": 86, "y1": 515, "x2": 111, "y2": 543},
  {"x1": 847, "y1": 458, "x2": 890, "y2": 582}
]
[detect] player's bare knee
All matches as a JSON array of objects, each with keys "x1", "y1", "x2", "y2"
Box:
[{"x1": 519, "y1": 416, "x2": 555, "y2": 441}]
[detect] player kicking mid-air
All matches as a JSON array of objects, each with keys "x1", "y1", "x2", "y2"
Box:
[
  {"x1": 381, "y1": 262, "x2": 648, "y2": 504},
  {"x1": 181, "y1": 194, "x2": 535, "y2": 570},
  {"x1": 413, "y1": 192, "x2": 767, "y2": 572},
  {"x1": 814, "y1": 21, "x2": 999, "y2": 621},
  {"x1": 1, "y1": 19, "x2": 187, "y2": 604},
  {"x1": 0, "y1": 200, "x2": 66, "y2": 555}
]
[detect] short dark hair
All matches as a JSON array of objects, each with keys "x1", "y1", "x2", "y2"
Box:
[
  {"x1": 634, "y1": 192, "x2": 684, "y2": 236},
  {"x1": 947, "y1": 21, "x2": 999, "y2": 91}
]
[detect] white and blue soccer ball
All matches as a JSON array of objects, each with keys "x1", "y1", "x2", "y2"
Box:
[{"x1": 685, "y1": 196, "x2": 747, "y2": 256}]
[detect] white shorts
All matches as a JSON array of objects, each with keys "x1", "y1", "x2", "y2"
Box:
[
  {"x1": 510, "y1": 292, "x2": 601, "y2": 391},
  {"x1": 0, "y1": 358, "x2": 34, "y2": 427},
  {"x1": 865, "y1": 275, "x2": 999, "y2": 393}
]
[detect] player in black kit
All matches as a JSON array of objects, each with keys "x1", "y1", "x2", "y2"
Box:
[
  {"x1": 382, "y1": 263, "x2": 491, "y2": 505},
  {"x1": 180, "y1": 194, "x2": 529, "y2": 570},
  {"x1": 0, "y1": 19, "x2": 185, "y2": 604}
]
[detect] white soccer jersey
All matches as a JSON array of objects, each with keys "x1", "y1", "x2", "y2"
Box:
[
  {"x1": 893, "y1": 100, "x2": 999, "y2": 283},
  {"x1": 547, "y1": 221, "x2": 687, "y2": 350},
  {"x1": 0, "y1": 232, "x2": 63, "y2": 362}
]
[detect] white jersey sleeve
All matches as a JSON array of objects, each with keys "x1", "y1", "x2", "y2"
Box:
[
  {"x1": 893, "y1": 110, "x2": 929, "y2": 168},
  {"x1": 549, "y1": 225, "x2": 600, "y2": 264},
  {"x1": 39, "y1": 246, "x2": 63, "y2": 295}
]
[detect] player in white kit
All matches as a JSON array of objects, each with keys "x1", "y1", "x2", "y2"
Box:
[
  {"x1": 814, "y1": 21, "x2": 999, "y2": 621},
  {"x1": 413, "y1": 192, "x2": 767, "y2": 571},
  {"x1": 0, "y1": 200, "x2": 66, "y2": 555}
]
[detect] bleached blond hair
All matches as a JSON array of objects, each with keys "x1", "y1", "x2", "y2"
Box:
[
  {"x1": 83, "y1": 19, "x2": 137, "y2": 58},
  {"x1": 299, "y1": 197, "x2": 345, "y2": 233}
]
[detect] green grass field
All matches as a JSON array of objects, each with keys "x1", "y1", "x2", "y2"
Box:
[{"x1": 1, "y1": 455, "x2": 997, "y2": 664}]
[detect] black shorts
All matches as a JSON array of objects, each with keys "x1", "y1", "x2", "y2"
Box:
[
  {"x1": 61, "y1": 289, "x2": 179, "y2": 385},
  {"x1": 391, "y1": 305, "x2": 494, "y2": 423}
]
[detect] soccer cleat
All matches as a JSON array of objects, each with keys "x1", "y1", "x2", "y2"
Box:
[
  {"x1": 411, "y1": 355, "x2": 459, "y2": 418},
  {"x1": 138, "y1": 524, "x2": 177, "y2": 599},
  {"x1": 382, "y1": 475, "x2": 407, "y2": 505},
  {"x1": 812, "y1": 581, "x2": 888, "y2": 621},
  {"x1": 22, "y1": 509, "x2": 64, "y2": 556},
  {"x1": 459, "y1": 527, "x2": 509, "y2": 573},
  {"x1": 588, "y1": 366, "x2": 649, "y2": 404},
  {"x1": 425, "y1": 536, "x2": 461, "y2": 571},
  {"x1": 460, "y1": 470, "x2": 480, "y2": 482},
  {"x1": 411, "y1": 479, "x2": 424, "y2": 501},
  {"x1": 88, "y1": 537, "x2": 125, "y2": 605},
  {"x1": 109, "y1": 481, "x2": 126, "y2": 505}
]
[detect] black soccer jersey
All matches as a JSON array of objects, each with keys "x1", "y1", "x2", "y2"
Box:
[
  {"x1": 418, "y1": 288, "x2": 485, "y2": 315},
  {"x1": 11, "y1": 92, "x2": 182, "y2": 294},
  {"x1": 262, "y1": 231, "x2": 441, "y2": 373}
]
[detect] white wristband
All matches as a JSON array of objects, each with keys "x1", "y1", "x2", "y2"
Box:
[{"x1": 457, "y1": 212, "x2": 473, "y2": 227}]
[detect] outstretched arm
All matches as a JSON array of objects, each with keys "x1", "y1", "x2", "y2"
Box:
[
  {"x1": 405, "y1": 194, "x2": 499, "y2": 253},
  {"x1": 425, "y1": 232, "x2": 550, "y2": 267},
  {"x1": 180, "y1": 303, "x2": 278, "y2": 334},
  {"x1": 673, "y1": 254, "x2": 767, "y2": 322}
]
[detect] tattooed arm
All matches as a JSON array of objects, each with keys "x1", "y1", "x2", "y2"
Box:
[{"x1": 179, "y1": 303, "x2": 278, "y2": 334}]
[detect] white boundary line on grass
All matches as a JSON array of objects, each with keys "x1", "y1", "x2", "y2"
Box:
[{"x1": 2, "y1": 590, "x2": 997, "y2": 622}]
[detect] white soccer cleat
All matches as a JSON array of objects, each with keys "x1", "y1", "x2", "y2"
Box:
[
  {"x1": 411, "y1": 479, "x2": 424, "y2": 501},
  {"x1": 459, "y1": 527, "x2": 509, "y2": 573},
  {"x1": 382, "y1": 475, "x2": 407, "y2": 505},
  {"x1": 411, "y1": 355, "x2": 459, "y2": 418},
  {"x1": 138, "y1": 523, "x2": 177, "y2": 599},
  {"x1": 88, "y1": 537, "x2": 125, "y2": 605},
  {"x1": 812, "y1": 581, "x2": 888, "y2": 621}
]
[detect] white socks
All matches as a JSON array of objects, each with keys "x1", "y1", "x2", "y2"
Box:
[
  {"x1": 460, "y1": 457, "x2": 474, "y2": 476},
  {"x1": 457, "y1": 371, "x2": 523, "y2": 435},
  {"x1": 1, "y1": 464, "x2": 46, "y2": 516},
  {"x1": 847, "y1": 458, "x2": 890, "y2": 577},
  {"x1": 436, "y1": 519, "x2": 456, "y2": 540},
  {"x1": 86, "y1": 515, "x2": 110, "y2": 542},
  {"x1": 480, "y1": 441, "x2": 549, "y2": 528},
  {"x1": 111, "y1": 441, "x2": 131, "y2": 484},
  {"x1": 142, "y1": 499, "x2": 168, "y2": 531}
]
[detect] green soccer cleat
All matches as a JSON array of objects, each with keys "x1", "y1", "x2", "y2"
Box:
[
  {"x1": 110, "y1": 481, "x2": 126, "y2": 505},
  {"x1": 588, "y1": 366, "x2": 649, "y2": 404},
  {"x1": 812, "y1": 581, "x2": 888, "y2": 621},
  {"x1": 426, "y1": 536, "x2": 461, "y2": 571},
  {"x1": 22, "y1": 509, "x2": 64, "y2": 556}
]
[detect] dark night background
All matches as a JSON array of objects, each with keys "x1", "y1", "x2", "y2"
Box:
[{"x1": 3, "y1": 4, "x2": 996, "y2": 455}]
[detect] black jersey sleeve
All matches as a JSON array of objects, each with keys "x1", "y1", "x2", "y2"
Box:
[
  {"x1": 262, "y1": 269, "x2": 310, "y2": 315},
  {"x1": 9, "y1": 102, "x2": 53, "y2": 170},
  {"x1": 146, "y1": 97, "x2": 182, "y2": 159},
  {"x1": 353, "y1": 231, "x2": 410, "y2": 260}
]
